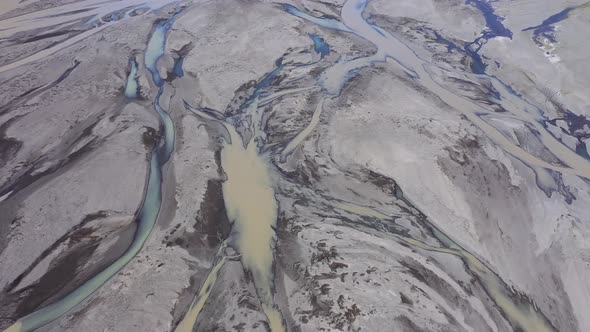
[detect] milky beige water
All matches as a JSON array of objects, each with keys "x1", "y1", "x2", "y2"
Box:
[
  {"x1": 221, "y1": 121, "x2": 284, "y2": 332},
  {"x1": 182, "y1": 101, "x2": 285, "y2": 331},
  {"x1": 285, "y1": 3, "x2": 587, "y2": 326},
  {"x1": 175, "y1": 256, "x2": 227, "y2": 332},
  {"x1": 400, "y1": 231, "x2": 553, "y2": 332},
  {"x1": 282, "y1": 98, "x2": 325, "y2": 157},
  {"x1": 3, "y1": 322, "x2": 21, "y2": 332},
  {"x1": 342, "y1": 201, "x2": 554, "y2": 332}
]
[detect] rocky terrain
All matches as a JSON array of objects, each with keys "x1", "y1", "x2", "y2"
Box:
[{"x1": 1, "y1": 0, "x2": 589, "y2": 331}]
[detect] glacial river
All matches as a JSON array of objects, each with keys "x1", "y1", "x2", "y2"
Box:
[
  {"x1": 282, "y1": 0, "x2": 585, "y2": 330},
  {"x1": 2, "y1": 0, "x2": 588, "y2": 331},
  {"x1": 3, "y1": 7, "x2": 179, "y2": 332}
]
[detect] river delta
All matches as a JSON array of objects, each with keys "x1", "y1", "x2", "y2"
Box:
[{"x1": 1, "y1": 0, "x2": 590, "y2": 331}]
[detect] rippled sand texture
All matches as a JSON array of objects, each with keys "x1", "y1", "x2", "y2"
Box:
[{"x1": 1, "y1": 0, "x2": 590, "y2": 331}]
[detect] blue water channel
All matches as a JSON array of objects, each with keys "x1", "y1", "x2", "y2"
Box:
[
  {"x1": 523, "y1": 6, "x2": 575, "y2": 46},
  {"x1": 8, "y1": 11, "x2": 182, "y2": 332}
]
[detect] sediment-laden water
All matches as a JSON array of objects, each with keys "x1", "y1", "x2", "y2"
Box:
[
  {"x1": 1, "y1": 0, "x2": 589, "y2": 331},
  {"x1": 2, "y1": 8, "x2": 180, "y2": 332}
]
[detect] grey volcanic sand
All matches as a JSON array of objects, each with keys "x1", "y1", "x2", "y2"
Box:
[{"x1": 1, "y1": 0, "x2": 589, "y2": 331}]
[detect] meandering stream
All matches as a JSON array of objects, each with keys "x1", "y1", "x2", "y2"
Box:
[{"x1": 3, "y1": 10, "x2": 179, "y2": 332}]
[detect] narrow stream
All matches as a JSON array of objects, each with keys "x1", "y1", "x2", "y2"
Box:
[
  {"x1": 3, "y1": 12, "x2": 180, "y2": 332},
  {"x1": 523, "y1": 1, "x2": 590, "y2": 46},
  {"x1": 175, "y1": 247, "x2": 227, "y2": 332},
  {"x1": 0, "y1": 0, "x2": 180, "y2": 74},
  {"x1": 125, "y1": 56, "x2": 139, "y2": 99},
  {"x1": 5, "y1": 147, "x2": 163, "y2": 332},
  {"x1": 2, "y1": 1, "x2": 586, "y2": 331},
  {"x1": 283, "y1": 0, "x2": 572, "y2": 331},
  {"x1": 284, "y1": 0, "x2": 590, "y2": 180},
  {"x1": 334, "y1": 192, "x2": 556, "y2": 332}
]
